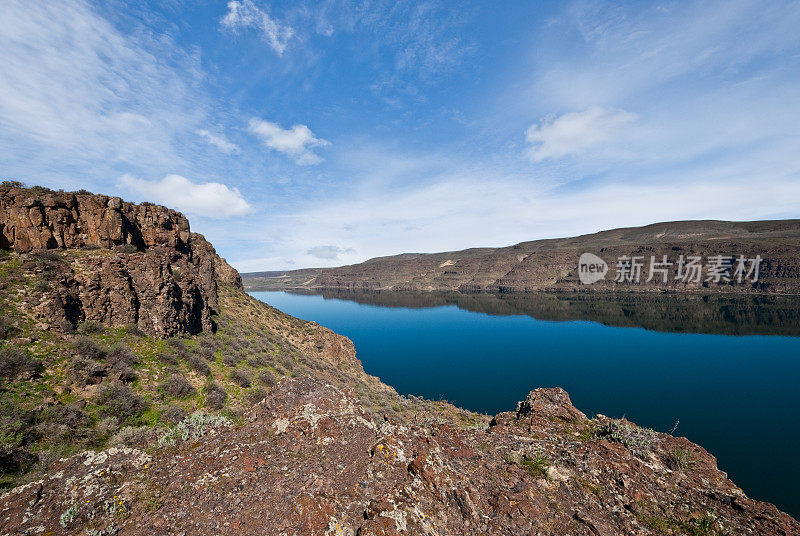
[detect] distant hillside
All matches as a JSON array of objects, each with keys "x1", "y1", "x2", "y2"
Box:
[{"x1": 243, "y1": 220, "x2": 800, "y2": 294}]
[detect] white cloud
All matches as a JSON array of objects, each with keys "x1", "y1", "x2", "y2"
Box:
[
  {"x1": 307, "y1": 245, "x2": 355, "y2": 260},
  {"x1": 221, "y1": 0, "x2": 294, "y2": 55},
  {"x1": 196, "y1": 129, "x2": 240, "y2": 154},
  {"x1": 248, "y1": 119, "x2": 329, "y2": 165},
  {"x1": 525, "y1": 107, "x2": 636, "y2": 161},
  {"x1": 0, "y1": 0, "x2": 204, "y2": 179},
  {"x1": 118, "y1": 174, "x2": 252, "y2": 218}
]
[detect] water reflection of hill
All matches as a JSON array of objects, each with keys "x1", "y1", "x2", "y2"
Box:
[{"x1": 288, "y1": 289, "x2": 800, "y2": 336}]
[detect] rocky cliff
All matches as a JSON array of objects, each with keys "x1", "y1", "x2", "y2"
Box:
[
  {"x1": 244, "y1": 220, "x2": 800, "y2": 295},
  {"x1": 0, "y1": 183, "x2": 241, "y2": 337}
]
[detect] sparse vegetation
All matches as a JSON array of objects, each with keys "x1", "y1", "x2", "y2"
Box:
[
  {"x1": 522, "y1": 453, "x2": 551, "y2": 480},
  {"x1": 95, "y1": 384, "x2": 148, "y2": 425},
  {"x1": 598, "y1": 419, "x2": 657, "y2": 458},
  {"x1": 0, "y1": 346, "x2": 42, "y2": 380},
  {"x1": 157, "y1": 412, "x2": 232, "y2": 447},
  {"x1": 666, "y1": 447, "x2": 696, "y2": 471},
  {"x1": 204, "y1": 383, "x2": 227, "y2": 410},
  {"x1": 161, "y1": 373, "x2": 195, "y2": 398},
  {"x1": 60, "y1": 503, "x2": 78, "y2": 527},
  {"x1": 161, "y1": 405, "x2": 188, "y2": 424},
  {"x1": 230, "y1": 368, "x2": 251, "y2": 387}
]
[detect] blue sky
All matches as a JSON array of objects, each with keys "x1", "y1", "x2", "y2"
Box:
[{"x1": 2, "y1": 0, "x2": 799, "y2": 271}]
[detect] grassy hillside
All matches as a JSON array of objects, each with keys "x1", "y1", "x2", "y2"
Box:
[{"x1": 0, "y1": 248, "x2": 474, "y2": 489}]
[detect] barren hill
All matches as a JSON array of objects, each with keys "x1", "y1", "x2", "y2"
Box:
[{"x1": 243, "y1": 220, "x2": 800, "y2": 294}]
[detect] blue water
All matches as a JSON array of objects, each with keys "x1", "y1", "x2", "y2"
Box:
[{"x1": 251, "y1": 291, "x2": 800, "y2": 517}]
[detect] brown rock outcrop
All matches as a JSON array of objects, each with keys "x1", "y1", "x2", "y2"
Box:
[
  {"x1": 1, "y1": 377, "x2": 796, "y2": 535},
  {"x1": 0, "y1": 184, "x2": 241, "y2": 337}
]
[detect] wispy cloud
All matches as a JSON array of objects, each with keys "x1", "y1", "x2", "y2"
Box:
[
  {"x1": 248, "y1": 119, "x2": 329, "y2": 165},
  {"x1": 307, "y1": 1, "x2": 473, "y2": 100},
  {"x1": 118, "y1": 174, "x2": 252, "y2": 218},
  {"x1": 0, "y1": 0, "x2": 204, "y2": 183},
  {"x1": 221, "y1": 0, "x2": 294, "y2": 55},
  {"x1": 306, "y1": 245, "x2": 355, "y2": 261},
  {"x1": 525, "y1": 107, "x2": 636, "y2": 161},
  {"x1": 196, "y1": 129, "x2": 240, "y2": 154}
]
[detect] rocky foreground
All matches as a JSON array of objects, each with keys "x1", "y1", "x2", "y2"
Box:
[
  {"x1": 2, "y1": 377, "x2": 799, "y2": 535},
  {"x1": 1, "y1": 184, "x2": 798, "y2": 535}
]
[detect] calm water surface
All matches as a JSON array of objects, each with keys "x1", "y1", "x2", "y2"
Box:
[{"x1": 251, "y1": 290, "x2": 800, "y2": 517}]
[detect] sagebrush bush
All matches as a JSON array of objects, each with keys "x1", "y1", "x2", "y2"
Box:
[
  {"x1": 161, "y1": 405, "x2": 187, "y2": 424},
  {"x1": 95, "y1": 384, "x2": 148, "y2": 424},
  {"x1": 186, "y1": 355, "x2": 210, "y2": 377},
  {"x1": 168, "y1": 337, "x2": 187, "y2": 354},
  {"x1": 0, "y1": 316, "x2": 10, "y2": 339},
  {"x1": 0, "y1": 346, "x2": 42, "y2": 380},
  {"x1": 155, "y1": 351, "x2": 178, "y2": 366},
  {"x1": 77, "y1": 321, "x2": 104, "y2": 334},
  {"x1": 124, "y1": 324, "x2": 144, "y2": 337},
  {"x1": 69, "y1": 357, "x2": 106, "y2": 387},
  {"x1": 74, "y1": 337, "x2": 106, "y2": 360},
  {"x1": 198, "y1": 335, "x2": 219, "y2": 352},
  {"x1": 162, "y1": 373, "x2": 195, "y2": 398},
  {"x1": 157, "y1": 412, "x2": 232, "y2": 447},
  {"x1": 258, "y1": 370, "x2": 276, "y2": 387},
  {"x1": 230, "y1": 368, "x2": 251, "y2": 388},
  {"x1": 110, "y1": 426, "x2": 153, "y2": 447},
  {"x1": 245, "y1": 387, "x2": 267, "y2": 405},
  {"x1": 598, "y1": 419, "x2": 657, "y2": 458},
  {"x1": 115, "y1": 243, "x2": 139, "y2": 254},
  {"x1": 107, "y1": 344, "x2": 137, "y2": 382},
  {"x1": 222, "y1": 353, "x2": 242, "y2": 367},
  {"x1": 204, "y1": 383, "x2": 227, "y2": 410}
]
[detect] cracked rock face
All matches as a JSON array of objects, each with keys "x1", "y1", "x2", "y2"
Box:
[
  {"x1": 2, "y1": 377, "x2": 797, "y2": 536},
  {"x1": 0, "y1": 186, "x2": 241, "y2": 337}
]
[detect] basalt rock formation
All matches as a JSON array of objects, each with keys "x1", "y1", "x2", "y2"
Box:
[
  {"x1": 244, "y1": 219, "x2": 800, "y2": 295},
  {"x1": 2, "y1": 376, "x2": 798, "y2": 535},
  {"x1": 0, "y1": 183, "x2": 241, "y2": 337}
]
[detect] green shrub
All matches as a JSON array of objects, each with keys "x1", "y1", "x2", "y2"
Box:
[
  {"x1": 0, "y1": 346, "x2": 42, "y2": 380},
  {"x1": 161, "y1": 405, "x2": 187, "y2": 424},
  {"x1": 77, "y1": 321, "x2": 104, "y2": 334},
  {"x1": 115, "y1": 244, "x2": 139, "y2": 254},
  {"x1": 521, "y1": 454, "x2": 551, "y2": 480},
  {"x1": 95, "y1": 384, "x2": 148, "y2": 424},
  {"x1": 74, "y1": 337, "x2": 106, "y2": 360},
  {"x1": 666, "y1": 447, "x2": 696, "y2": 471},
  {"x1": 258, "y1": 371, "x2": 275, "y2": 387},
  {"x1": 204, "y1": 383, "x2": 227, "y2": 410},
  {"x1": 598, "y1": 419, "x2": 657, "y2": 458},
  {"x1": 230, "y1": 368, "x2": 251, "y2": 388},
  {"x1": 245, "y1": 388, "x2": 268, "y2": 405},
  {"x1": 157, "y1": 412, "x2": 231, "y2": 447},
  {"x1": 162, "y1": 374, "x2": 195, "y2": 398}
]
